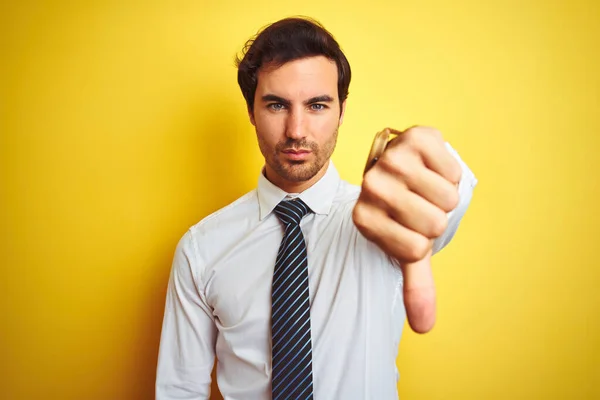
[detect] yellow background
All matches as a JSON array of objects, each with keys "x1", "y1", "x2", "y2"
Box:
[{"x1": 2, "y1": 1, "x2": 599, "y2": 399}]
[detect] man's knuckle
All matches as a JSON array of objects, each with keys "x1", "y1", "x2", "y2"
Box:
[
  {"x1": 361, "y1": 173, "x2": 379, "y2": 198},
  {"x1": 382, "y1": 153, "x2": 413, "y2": 179},
  {"x1": 377, "y1": 152, "x2": 396, "y2": 170},
  {"x1": 442, "y1": 189, "x2": 460, "y2": 212},
  {"x1": 428, "y1": 212, "x2": 448, "y2": 238},
  {"x1": 352, "y1": 203, "x2": 369, "y2": 230},
  {"x1": 406, "y1": 236, "x2": 430, "y2": 262},
  {"x1": 451, "y1": 163, "x2": 462, "y2": 183},
  {"x1": 428, "y1": 127, "x2": 443, "y2": 139},
  {"x1": 404, "y1": 131, "x2": 420, "y2": 150}
]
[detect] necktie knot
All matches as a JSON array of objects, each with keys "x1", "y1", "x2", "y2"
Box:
[{"x1": 274, "y1": 198, "x2": 311, "y2": 226}]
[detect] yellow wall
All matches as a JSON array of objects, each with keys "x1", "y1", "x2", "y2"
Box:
[{"x1": 2, "y1": 1, "x2": 599, "y2": 399}]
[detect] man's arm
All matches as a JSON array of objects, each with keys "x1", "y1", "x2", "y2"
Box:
[
  {"x1": 156, "y1": 230, "x2": 217, "y2": 400},
  {"x1": 353, "y1": 126, "x2": 477, "y2": 334}
]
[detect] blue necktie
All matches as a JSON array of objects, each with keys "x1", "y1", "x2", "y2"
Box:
[{"x1": 271, "y1": 199, "x2": 314, "y2": 399}]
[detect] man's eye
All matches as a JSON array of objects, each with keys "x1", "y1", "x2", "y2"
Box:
[
  {"x1": 310, "y1": 104, "x2": 326, "y2": 111},
  {"x1": 268, "y1": 103, "x2": 285, "y2": 111}
]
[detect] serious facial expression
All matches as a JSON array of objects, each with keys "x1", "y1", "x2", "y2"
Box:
[{"x1": 250, "y1": 56, "x2": 346, "y2": 192}]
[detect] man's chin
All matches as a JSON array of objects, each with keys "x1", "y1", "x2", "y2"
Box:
[{"x1": 278, "y1": 162, "x2": 321, "y2": 183}]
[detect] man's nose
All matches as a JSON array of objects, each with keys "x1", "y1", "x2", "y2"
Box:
[{"x1": 285, "y1": 111, "x2": 306, "y2": 140}]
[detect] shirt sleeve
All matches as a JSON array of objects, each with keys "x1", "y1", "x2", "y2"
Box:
[
  {"x1": 431, "y1": 142, "x2": 478, "y2": 255},
  {"x1": 155, "y1": 229, "x2": 217, "y2": 400}
]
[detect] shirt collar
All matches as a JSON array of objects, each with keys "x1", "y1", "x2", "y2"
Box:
[{"x1": 257, "y1": 160, "x2": 340, "y2": 220}]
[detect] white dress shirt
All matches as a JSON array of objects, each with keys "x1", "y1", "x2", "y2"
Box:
[{"x1": 156, "y1": 144, "x2": 477, "y2": 400}]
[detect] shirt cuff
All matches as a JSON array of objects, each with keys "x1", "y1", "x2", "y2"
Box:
[{"x1": 431, "y1": 142, "x2": 478, "y2": 255}]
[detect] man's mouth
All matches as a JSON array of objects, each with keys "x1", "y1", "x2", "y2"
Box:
[
  {"x1": 283, "y1": 149, "x2": 311, "y2": 154},
  {"x1": 282, "y1": 149, "x2": 312, "y2": 160}
]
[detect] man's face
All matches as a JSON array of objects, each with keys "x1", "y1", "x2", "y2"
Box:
[{"x1": 250, "y1": 56, "x2": 346, "y2": 192}]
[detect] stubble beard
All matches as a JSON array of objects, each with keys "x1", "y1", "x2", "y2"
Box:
[{"x1": 259, "y1": 128, "x2": 338, "y2": 183}]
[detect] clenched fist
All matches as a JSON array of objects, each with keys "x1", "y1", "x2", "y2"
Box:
[{"x1": 353, "y1": 126, "x2": 462, "y2": 334}]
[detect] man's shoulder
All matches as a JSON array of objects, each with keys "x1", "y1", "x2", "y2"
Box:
[
  {"x1": 190, "y1": 189, "x2": 258, "y2": 235},
  {"x1": 334, "y1": 178, "x2": 361, "y2": 207}
]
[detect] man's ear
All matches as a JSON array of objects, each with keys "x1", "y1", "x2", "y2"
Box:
[
  {"x1": 248, "y1": 106, "x2": 256, "y2": 126},
  {"x1": 339, "y1": 100, "x2": 347, "y2": 126}
]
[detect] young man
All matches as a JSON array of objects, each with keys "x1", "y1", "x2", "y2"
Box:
[{"x1": 156, "y1": 17, "x2": 477, "y2": 400}]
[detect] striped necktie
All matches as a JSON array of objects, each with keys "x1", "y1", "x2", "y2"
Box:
[{"x1": 271, "y1": 198, "x2": 314, "y2": 399}]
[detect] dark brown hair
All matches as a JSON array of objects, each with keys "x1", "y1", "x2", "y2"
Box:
[{"x1": 235, "y1": 17, "x2": 351, "y2": 113}]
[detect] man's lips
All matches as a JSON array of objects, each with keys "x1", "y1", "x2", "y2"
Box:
[
  {"x1": 282, "y1": 149, "x2": 311, "y2": 154},
  {"x1": 282, "y1": 149, "x2": 312, "y2": 160}
]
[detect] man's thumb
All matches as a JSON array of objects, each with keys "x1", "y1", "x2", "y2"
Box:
[{"x1": 402, "y1": 250, "x2": 437, "y2": 334}]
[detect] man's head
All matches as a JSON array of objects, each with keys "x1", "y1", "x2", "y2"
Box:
[{"x1": 236, "y1": 17, "x2": 352, "y2": 192}]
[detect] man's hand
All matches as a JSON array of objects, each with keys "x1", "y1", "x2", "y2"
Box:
[{"x1": 353, "y1": 126, "x2": 462, "y2": 333}]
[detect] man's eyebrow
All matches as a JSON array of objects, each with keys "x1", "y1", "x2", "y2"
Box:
[
  {"x1": 304, "y1": 95, "x2": 334, "y2": 105},
  {"x1": 261, "y1": 94, "x2": 291, "y2": 106},
  {"x1": 260, "y1": 94, "x2": 335, "y2": 106}
]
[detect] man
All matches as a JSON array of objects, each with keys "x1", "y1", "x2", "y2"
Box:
[{"x1": 156, "y1": 16, "x2": 477, "y2": 400}]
